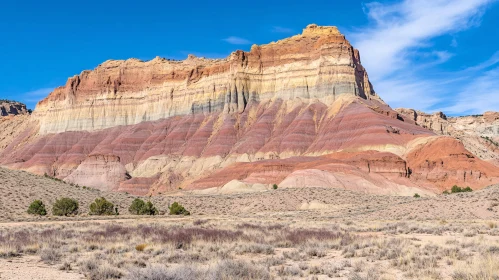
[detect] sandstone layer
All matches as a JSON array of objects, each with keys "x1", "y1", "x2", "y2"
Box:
[
  {"x1": 1, "y1": 25, "x2": 499, "y2": 195},
  {"x1": 34, "y1": 24, "x2": 375, "y2": 134},
  {"x1": 397, "y1": 109, "x2": 499, "y2": 167},
  {"x1": 0, "y1": 100, "x2": 29, "y2": 116}
]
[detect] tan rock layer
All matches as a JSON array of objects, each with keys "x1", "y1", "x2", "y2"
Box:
[
  {"x1": 4, "y1": 95, "x2": 498, "y2": 194},
  {"x1": 0, "y1": 101, "x2": 28, "y2": 116},
  {"x1": 397, "y1": 109, "x2": 499, "y2": 166},
  {"x1": 34, "y1": 24, "x2": 376, "y2": 134},
  {"x1": 1, "y1": 25, "x2": 498, "y2": 195}
]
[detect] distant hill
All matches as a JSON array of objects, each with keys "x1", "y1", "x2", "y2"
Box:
[
  {"x1": 0, "y1": 100, "x2": 29, "y2": 116},
  {"x1": 0, "y1": 24, "x2": 499, "y2": 196}
]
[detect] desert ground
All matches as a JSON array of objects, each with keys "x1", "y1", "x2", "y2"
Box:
[{"x1": 1, "y1": 166, "x2": 499, "y2": 279}]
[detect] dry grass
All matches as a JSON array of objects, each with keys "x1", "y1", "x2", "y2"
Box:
[
  {"x1": 1, "y1": 218, "x2": 499, "y2": 279},
  {"x1": 2, "y1": 166, "x2": 499, "y2": 223},
  {"x1": 2, "y1": 167, "x2": 499, "y2": 279}
]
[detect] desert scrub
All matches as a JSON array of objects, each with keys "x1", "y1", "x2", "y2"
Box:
[
  {"x1": 481, "y1": 136, "x2": 499, "y2": 147},
  {"x1": 52, "y1": 197, "x2": 79, "y2": 216},
  {"x1": 235, "y1": 243, "x2": 274, "y2": 255},
  {"x1": 451, "y1": 185, "x2": 473, "y2": 193},
  {"x1": 129, "y1": 198, "x2": 145, "y2": 214},
  {"x1": 135, "y1": 244, "x2": 147, "y2": 252},
  {"x1": 89, "y1": 197, "x2": 114, "y2": 215},
  {"x1": 40, "y1": 247, "x2": 61, "y2": 264},
  {"x1": 126, "y1": 260, "x2": 270, "y2": 280},
  {"x1": 141, "y1": 201, "x2": 158, "y2": 215},
  {"x1": 27, "y1": 200, "x2": 47, "y2": 216},
  {"x1": 169, "y1": 202, "x2": 190, "y2": 215},
  {"x1": 126, "y1": 265, "x2": 204, "y2": 280},
  {"x1": 129, "y1": 198, "x2": 158, "y2": 215},
  {"x1": 452, "y1": 254, "x2": 499, "y2": 280},
  {"x1": 209, "y1": 260, "x2": 270, "y2": 280},
  {"x1": 80, "y1": 258, "x2": 123, "y2": 280}
]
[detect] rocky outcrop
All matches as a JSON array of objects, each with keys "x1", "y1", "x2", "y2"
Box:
[
  {"x1": 0, "y1": 114, "x2": 33, "y2": 151},
  {"x1": 1, "y1": 25, "x2": 499, "y2": 195},
  {"x1": 64, "y1": 154, "x2": 129, "y2": 191},
  {"x1": 397, "y1": 109, "x2": 499, "y2": 167},
  {"x1": 2, "y1": 96, "x2": 438, "y2": 193},
  {"x1": 395, "y1": 109, "x2": 449, "y2": 134},
  {"x1": 406, "y1": 137, "x2": 499, "y2": 188},
  {"x1": 34, "y1": 24, "x2": 376, "y2": 134},
  {"x1": 0, "y1": 100, "x2": 29, "y2": 116}
]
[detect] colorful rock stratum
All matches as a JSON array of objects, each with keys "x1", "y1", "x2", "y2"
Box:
[{"x1": 1, "y1": 24, "x2": 499, "y2": 195}]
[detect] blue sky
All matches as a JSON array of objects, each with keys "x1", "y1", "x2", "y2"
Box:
[{"x1": 1, "y1": 0, "x2": 498, "y2": 115}]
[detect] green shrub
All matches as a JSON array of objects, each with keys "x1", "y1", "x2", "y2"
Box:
[
  {"x1": 89, "y1": 197, "x2": 114, "y2": 215},
  {"x1": 141, "y1": 201, "x2": 158, "y2": 215},
  {"x1": 27, "y1": 200, "x2": 47, "y2": 216},
  {"x1": 129, "y1": 198, "x2": 146, "y2": 215},
  {"x1": 129, "y1": 199, "x2": 158, "y2": 215},
  {"x1": 413, "y1": 193, "x2": 420, "y2": 198},
  {"x1": 169, "y1": 202, "x2": 190, "y2": 216},
  {"x1": 482, "y1": 136, "x2": 499, "y2": 147},
  {"x1": 52, "y1": 198, "x2": 79, "y2": 216},
  {"x1": 442, "y1": 190, "x2": 450, "y2": 195},
  {"x1": 450, "y1": 185, "x2": 473, "y2": 193},
  {"x1": 272, "y1": 184, "x2": 278, "y2": 190}
]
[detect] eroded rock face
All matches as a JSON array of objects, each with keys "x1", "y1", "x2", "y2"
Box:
[
  {"x1": 0, "y1": 114, "x2": 33, "y2": 151},
  {"x1": 0, "y1": 101, "x2": 29, "y2": 116},
  {"x1": 1, "y1": 96, "x2": 436, "y2": 193},
  {"x1": 395, "y1": 109, "x2": 449, "y2": 134},
  {"x1": 397, "y1": 109, "x2": 499, "y2": 167},
  {"x1": 406, "y1": 137, "x2": 499, "y2": 189},
  {"x1": 34, "y1": 24, "x2": 377, "y2": 135},
  {"x1": 1, "y1": 25, "x2": 499, "y2": 195}
]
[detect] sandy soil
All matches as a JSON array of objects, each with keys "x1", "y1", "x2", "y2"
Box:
[
  {"x1": 1, "y1": 166, "x2": 499, "y2": 223},
  {"x1": 0, "y1": 255, "x2": 84, "y2": 279},
  {"x1": 1, "y1": 166, "x2": 499, "y2": 279}
]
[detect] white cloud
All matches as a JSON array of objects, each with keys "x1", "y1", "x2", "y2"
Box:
[
  {"x1": 464, "y1": 50, "x2": 499, "y2": 72},
  {"x1": 373, "y1": 75, "x2": 443, "y2": 110},
  {"x1": 21, "y1": 87, "x2": 54, "y2": 103},
  {"x1": 352, "y1": 0, "x2": 492, "y2": 81},
  {"x1": 223, "y1": 36, "x2": 252, "y2": 45},
  {"x1": 349, "y1": 0, "x2": 496, "y2": 115},
  {"x1": 440, "y1": 67, "x2": 499, "y2": 114},
  {"x1": 271, "y1": 26, "x2": 294, "y2": 33},
  {"x1": 12, "y1": 87, "x2": 54, "y2": 109}
]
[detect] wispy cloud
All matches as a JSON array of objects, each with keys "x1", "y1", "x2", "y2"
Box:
[
  {"x1": 440, "y1": 66, "x2": 499, "y2": 114},
  {"x1": 349, "y1": 0, "x2": 496, "y2": 114},
  {"x1": 352, "y1": 0, "x2": 492, "y2": 81},
  {"x1": 17, "y1": 87, "x2": 54, "y2": 109},
  {"x1": 271, "y1": 26, "x2": 294, "y2": 33},
  {"x1": 464, "y1": 50, "x2": 499, "y2": 72},
  {"x1": 223, "y1": 36, "x2": 252, "y2": 45},
  {"x1": 22, "y1": 87, "x2": 53, "y2": 100}
]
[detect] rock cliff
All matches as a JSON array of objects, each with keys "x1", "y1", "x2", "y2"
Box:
[
  {"x1": 1, "y1": 25, "x2": 499, "y2": 195},
  {"x1": 0, "y1": 100, "x2": 29, "y2": 116},
  {"x1": 34, "y1": 24, "x2": 376, "y2": 134},
  {"x1": 397, "y1": 109, "x2": 499, "y2": 167}
]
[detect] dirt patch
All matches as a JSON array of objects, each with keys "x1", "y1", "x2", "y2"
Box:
[{"x1": 0, "y1": 255, "x2": 84, "y2": 279}]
